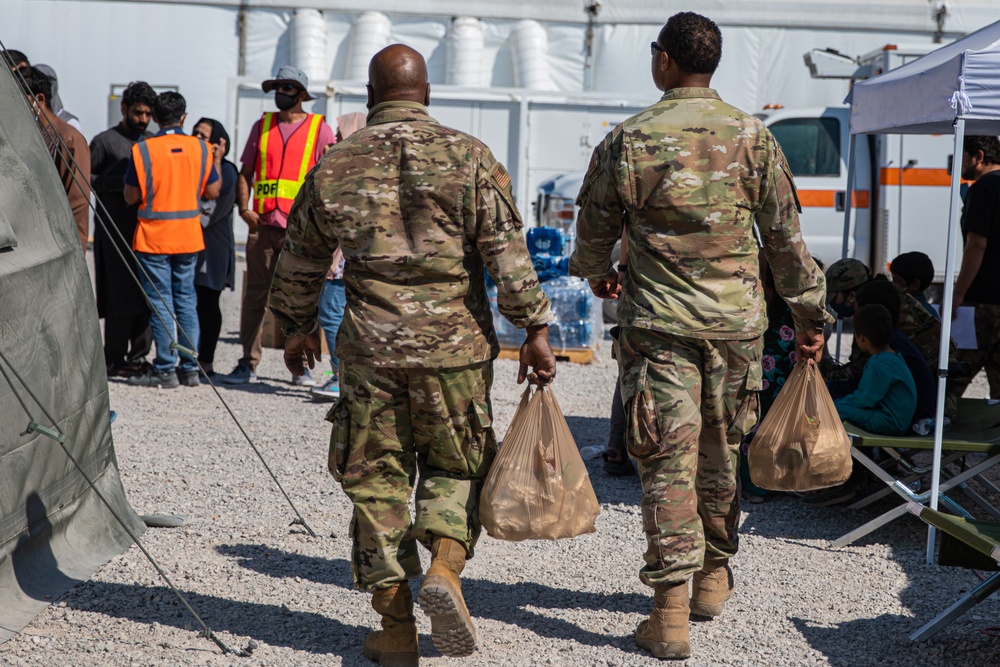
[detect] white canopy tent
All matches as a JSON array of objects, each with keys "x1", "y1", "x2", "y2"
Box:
[{"x1": 842, "y1": 18, "x2": 1000, "y2": 562}]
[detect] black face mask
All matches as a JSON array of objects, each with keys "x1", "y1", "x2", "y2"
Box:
[
  {"x1": 275, "y1": 92, "x2": 299, "y2": 111},
  {"x1": 831, "y1": 300, "x2": 855, "y2": 320}
]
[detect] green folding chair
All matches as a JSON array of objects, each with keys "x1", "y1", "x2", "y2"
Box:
[
  {"x1": 830, "y1": 421, "x2": 1000, "y2": 549},
  {"x1": 906, "y1": 501, "x2": 1000, "y2": 641}
]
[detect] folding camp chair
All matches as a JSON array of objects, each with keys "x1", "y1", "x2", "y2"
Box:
[
  {"x1": 905, "y1": 501, "x2": 1000, "y2": 641},
  {"x1": 830, "y1": 421, "x2": 1000, "y2": 549}
]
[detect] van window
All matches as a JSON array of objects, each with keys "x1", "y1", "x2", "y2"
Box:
[{"x1": 769, "y1": 117, "x2": 841, "y2": 177}]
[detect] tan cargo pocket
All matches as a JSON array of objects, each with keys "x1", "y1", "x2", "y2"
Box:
[
  {"x1": 729, "y1": 357, "x2": 763, "y2": 439},
  {"x1": 328, "y1": 397, "x2": 350, "y2": 482},
  {"x1": 623, "y1": 359, "x2": 661, "y2": 459},
  {"x1": 468, "y1": 401, "x2": 498, "y2": 479}
]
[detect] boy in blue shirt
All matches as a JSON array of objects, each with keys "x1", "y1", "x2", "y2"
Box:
[{"x1": 835, "y1": 304, "x2": 918, "y2": 436}]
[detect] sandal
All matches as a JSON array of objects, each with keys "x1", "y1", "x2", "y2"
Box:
[{"x1": 601, "y1": 448, "x2": 636, "y2": 477}]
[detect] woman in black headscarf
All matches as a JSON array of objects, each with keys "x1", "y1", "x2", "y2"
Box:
[{"x1": 192, "y1": 118, "x2": 237, "y2": 377}]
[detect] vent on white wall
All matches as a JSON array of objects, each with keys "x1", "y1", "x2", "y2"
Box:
[
  {"x1": 511, "y1": 20, "x2": 555, "y2": 90},
  {"x1": 344, "y1": 11, "x2": 392, "y2": 81},
  {"x1": 446, "y1": 17, "x2": 485, "y2": 87},
  {"x1": 290, "y1": 9, "x2": 328, "y2": 87}
]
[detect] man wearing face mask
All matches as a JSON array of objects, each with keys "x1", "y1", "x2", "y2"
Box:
[
  {"x1": 223, "y1": 65, "x2": 336, "y2": 387},
  {"x1": 90, "y1": 81, "x2": 157, "y2": 377}
]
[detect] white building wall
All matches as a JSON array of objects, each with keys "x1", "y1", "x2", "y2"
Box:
[
  {"x1": 2, "y1": 0, "x2": 238, "y2": 141},
  {"x1": 1, "y1": 1, "x2": 996, "y2": 145}
]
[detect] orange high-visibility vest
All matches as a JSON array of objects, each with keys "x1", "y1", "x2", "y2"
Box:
[
  {"x1": 253, "y1": 112, "x2": 324, "y2": 215},
  {"x1": 131, "y1": 132, "x2": 211, "y2": 254}
]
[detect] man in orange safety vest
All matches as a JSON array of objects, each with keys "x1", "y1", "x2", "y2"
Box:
[
  {"x1": 124, "y1": 91, "x2": 222, "y2": 388},
  {"x1": 222, "y1": 65, "x2": 335, "y2": 387}
]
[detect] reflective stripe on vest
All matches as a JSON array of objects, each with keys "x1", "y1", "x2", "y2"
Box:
[
  {"x1": 137, "y1": 139, "x2": 206, "y2": 220},
  {"x1": 254, "y1": 112, "x2": 324, "y2": 215},
  {"x1": 131, "y1": 133, "x2": 211, "y2": 254}
]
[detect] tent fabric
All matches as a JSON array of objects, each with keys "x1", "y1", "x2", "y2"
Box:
[
  {"x1": 848, "y1": 19, "x2": 1000, "y2": 135},
  {"x1": 0, "y1": 68, "x2": 145, "y2": 643}
]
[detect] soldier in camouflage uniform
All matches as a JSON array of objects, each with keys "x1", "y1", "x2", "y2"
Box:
[
  {"x1": 269, "y1": 44, "x2": 556, "y2": 667},
  {"x1": 824, "y1": 258, "x2": 965, "y2": 419},
  {"x1": 569, "y1": 13, "x2": 832, "y2": 660}
]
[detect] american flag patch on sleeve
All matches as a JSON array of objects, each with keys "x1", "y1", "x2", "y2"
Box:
[{"x1": 493, "y1": 164, "x2": 511, "y2": 191}]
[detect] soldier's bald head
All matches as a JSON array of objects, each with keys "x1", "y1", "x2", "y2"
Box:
[{"x1": 368, "y1": 44, "x2": 430, "y2": 106}]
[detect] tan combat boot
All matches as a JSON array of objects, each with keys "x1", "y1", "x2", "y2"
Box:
[
  {"x1": 363, "y1": 582, "x2": 419, "y2": 667},
  {"x1": 635, "y1": 582, "x2": 691, "y2": 660},
  {"x1": 417, "y1": 537, "x2": 477, "y2": 657},
  {"x1": 690, "y1": 562, "x2": 734, "y2": 618}
]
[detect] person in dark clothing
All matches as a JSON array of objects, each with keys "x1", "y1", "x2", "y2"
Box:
[
  {"x1": 890, "y1": 251, "x2": 938, "y2": 321},
  {"x1": 191, "y1": 118, "x2": 237, "y2": 377},
  {"x1": 954, "y1": 135, "x2": 1000, "y2": 399},
  {"x1": 856, "y1": 278, "x2": 936, "y2": 431},
  {"x1": 89, "y1": 81, "x2": 156, "y2": 376}
]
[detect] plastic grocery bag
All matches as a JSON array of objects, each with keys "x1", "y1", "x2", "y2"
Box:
[
  {"x1": 480, "y1": 385, "x2": 601, "y2": 541},
  {"x1": 748, "y1": 360, "x2": 852, "y2": 491}
]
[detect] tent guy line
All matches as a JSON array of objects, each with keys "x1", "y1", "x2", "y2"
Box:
[
  {"x1": 0, "y1": 346, "x2": 253, "y2": 657},
  {"x1": 1, "y1": 52, "x2": 319, "y2": 544}
]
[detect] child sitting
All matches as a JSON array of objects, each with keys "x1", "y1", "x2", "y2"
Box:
[
  {"x1": 855, "y1": 279, "x2": 936, "y2": 431},
  {"x1": 834, "y1": 304, "x2": 917, "y2": 436},
  {"x1": 890, "y1": 251, "x2": 938, "y2": 320}
]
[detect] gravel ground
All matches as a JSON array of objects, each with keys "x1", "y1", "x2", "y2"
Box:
[{"x1": 3, "y1": 260, "x2": 1000, "y2": 666}]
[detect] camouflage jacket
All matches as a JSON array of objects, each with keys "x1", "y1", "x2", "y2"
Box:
[
  {"x1": 269, "y1": 101, "x2": 552, "y2": 368},
  {"x1": 569, "y1": 88, "x2": 832, "y2": 339}
]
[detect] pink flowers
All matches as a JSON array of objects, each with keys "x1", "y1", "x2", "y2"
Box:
[
  {"x1": 779, "y1": 325, "x2": 795, "y2": 342},
  {"x1": 762, "y1": 355, "x2": 776, "y2": 372}
]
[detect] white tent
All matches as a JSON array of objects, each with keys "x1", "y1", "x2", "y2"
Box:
[{"x1": 842, "y1": 19, "x2": 1000, "y2": 562}]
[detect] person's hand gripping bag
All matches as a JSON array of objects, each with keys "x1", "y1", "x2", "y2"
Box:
[
  {"x1": 480, "y1": 385, "x2": 601, "y2": 541},
  {"x1": 748, "y1": 360, "x2": 852, "y2": 491}
]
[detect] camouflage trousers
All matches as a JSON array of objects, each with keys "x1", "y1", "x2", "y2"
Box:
[
  {"x1": 617, "y1": 328, "x2": 762, "y2": 589},
  {"x1": 963, "y1": 303, "x2": 1000, "y2": 399},
  {"x1": 327, "y1": 360, "x2": 497, "y2": 592}
]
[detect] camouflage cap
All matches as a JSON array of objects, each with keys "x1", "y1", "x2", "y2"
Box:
[{"x1": 825, "y1": 258, "x2": 871, "y2": 299}]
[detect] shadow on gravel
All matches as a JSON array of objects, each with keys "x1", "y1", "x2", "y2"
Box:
[
  {"x1": 789, "y1": 613, "x2": 1000, "y2": 666},
  {"x1": 565, "y1": 416, "x2": 608, "y2": 449},
  {"x1": 210, "y1": 379, "x2": 312, "y2": 399},
  {"x1": 218, "y1": 544, "x2": 649, "y2": 647},
  {"x1": 63, "y1": 580, "x2": 366, "y2": 656},
  {"x1": 586, "y1": 461, "x2": 643, "y2": 506},
  {"x1": 738, "y1": 493, "x2": 911, "y2": 543}
]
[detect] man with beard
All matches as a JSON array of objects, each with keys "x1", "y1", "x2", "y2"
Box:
[
  {"x1": 90, "y1": 81, "x2": 157, "y2": 377},
  {"x1": 954, "y1": 135, "x2": 1000, "y2": 398},
  {"x1": 222, "y1": 65, "x2": 335, "y2": 387}
]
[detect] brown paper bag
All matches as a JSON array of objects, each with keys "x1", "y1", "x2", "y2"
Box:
[
  {"x1": 748, "y1": 360, "x2": 852, "y2": 491},
  {"x1": 480, "y1": 385, "x2": 601, "y2": 541}
]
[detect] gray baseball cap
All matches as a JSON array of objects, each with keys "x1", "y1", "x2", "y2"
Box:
[{"x1": 261, "y1": 65, "x2": 315, "y2": 100}]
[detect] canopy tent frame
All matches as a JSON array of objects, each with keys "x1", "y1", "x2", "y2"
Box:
[{"x1": 838, "y1": 20, "x2": 1000, "y2": 561}]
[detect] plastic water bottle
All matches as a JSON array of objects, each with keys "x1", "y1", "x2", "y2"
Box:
[{"x1": 912, "y1": 418, "x2": 935, "y2": 436}]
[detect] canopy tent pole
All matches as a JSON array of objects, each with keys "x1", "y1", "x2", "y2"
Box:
[
  {"x1": 926, "y1": 117, "x2": 967, "y2": 564},
  {"x1": 835, "y1": 135, "x2": 858, "y2": 362}
]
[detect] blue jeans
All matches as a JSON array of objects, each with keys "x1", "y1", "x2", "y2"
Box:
[
  {"x1": 136, "y1": 252, "x2": 200, "y2": 374},
  {"x1": 317, "y1": 279, "x2": 346, "y2": 374}
]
